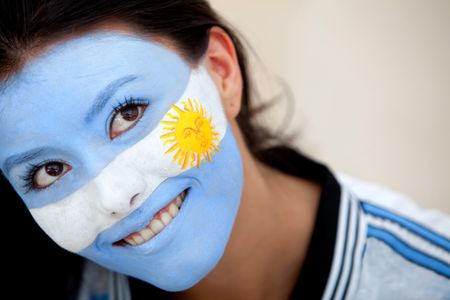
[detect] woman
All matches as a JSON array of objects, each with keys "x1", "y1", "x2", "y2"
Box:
[{"x1": 0, "y1": 1, "x2": 448, "y2": 299}]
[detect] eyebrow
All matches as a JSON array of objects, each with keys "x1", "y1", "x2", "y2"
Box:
[
  {"x1": 3, "y1": 147, "x2": 52, "y2": 176},
  {"x1": 84, "y1": 75, "x2": 139, "y2": 123},
  {"x1": 3, "y1": 76, "x2": 140, "y2": 174}
]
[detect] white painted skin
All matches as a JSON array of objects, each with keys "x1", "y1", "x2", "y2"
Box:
[{"x1": 30, "y1": 66, "x2": 227, "y2": 252}]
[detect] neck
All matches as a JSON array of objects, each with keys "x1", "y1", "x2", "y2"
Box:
[{"x1": 177, "y1": 123, "x2": 321, "y2": 300}]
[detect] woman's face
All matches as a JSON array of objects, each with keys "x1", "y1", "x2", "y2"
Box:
[{"x1": 0, "y1": 31, "x2": 243, "y2": 291}]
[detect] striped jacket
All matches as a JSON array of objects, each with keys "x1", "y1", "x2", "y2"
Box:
[{"x1": 288, "y1": 147, "x2": 449, "y2": 299}]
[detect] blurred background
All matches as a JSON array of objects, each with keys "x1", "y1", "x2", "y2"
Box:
[{"x1": 210, "y1": 0, "x2": 450, "y2": 213}]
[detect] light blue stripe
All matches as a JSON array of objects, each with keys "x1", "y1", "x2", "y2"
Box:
[
  {"x1": 361, "y1": 202, "x2": 450, "y2": 252},
  {"x1": 367, "y1": 225, "x2": 450, "y2": 278}
]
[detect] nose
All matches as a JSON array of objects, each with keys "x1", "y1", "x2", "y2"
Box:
[
  {"x1": 110, "y1": 193, "x2": 140, "y2": 215},
  {"x1": 95, "y1": 182, "x2": 143, "y2": 216},
  {"x1": 91, "y1": 164, "x2": 146, "y2": 216}
]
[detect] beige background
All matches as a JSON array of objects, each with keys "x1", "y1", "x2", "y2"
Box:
[{"x1": 209, "y1": 0, "x2": 450, "y2": 213}]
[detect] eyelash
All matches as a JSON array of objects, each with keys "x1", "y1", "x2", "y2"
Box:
[
  {"x1": 20, "y1": 160, "x2": 51, "y2": 194},
  {"x1": 112, "y1": 97, "x2": 149, "y2": 115}
]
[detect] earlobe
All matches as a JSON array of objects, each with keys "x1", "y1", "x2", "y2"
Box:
[{"x1": 203, "y1": 26, "x2": 243, "y2": 119}]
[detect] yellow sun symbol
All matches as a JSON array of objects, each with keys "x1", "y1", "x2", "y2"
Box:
[{"x1": 160, "y1": 98, "x2": 220, "y2": 169}]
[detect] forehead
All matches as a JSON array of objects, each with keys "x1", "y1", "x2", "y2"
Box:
[
  {"x1": 0, "y1": 32, "x2": 189, "y2": 163},
  {"x1": 1, "y1": 32, "x2": 186, "y2": 105}
]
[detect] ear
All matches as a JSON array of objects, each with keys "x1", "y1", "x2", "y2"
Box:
[{"x1": 203, "y1": 26, "x2": 243, "y2": 119}]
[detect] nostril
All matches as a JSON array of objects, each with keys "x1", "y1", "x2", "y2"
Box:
[
  {"x1": 110, "y1": 194, "x2": 140, "y2": 216},
  {"x1": 130, "y1": 193, "x2": 140, "y2": 207}
]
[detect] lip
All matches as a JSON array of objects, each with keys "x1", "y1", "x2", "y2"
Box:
[
  {"x1": 113, "y1": 188, "x2": 188, "y2": 246},
  {"x1": 93, "y1": 178, "x2": 195, "y2": 254}
]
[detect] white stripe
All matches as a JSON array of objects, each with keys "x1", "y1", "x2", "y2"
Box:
[
  {"x1": 30, "y1": 66, "x2": 227, "y2": 252},
  {"x1": 342, "y1": 197, "x2": 368, "y2": 299},
  {"x1": 365, "y1": 214, "x2": 450, "y2": 264},
  {"x1": 333, "y1": 194, "x2": 358, "y2": 300},
  {"x1": 322, "y1": 187, "x2": 351, "y2": 299}
]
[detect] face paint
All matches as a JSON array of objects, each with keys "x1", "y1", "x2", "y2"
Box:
[{"x1": 0, "y1": 32, "x2": 243, "y2": 291}]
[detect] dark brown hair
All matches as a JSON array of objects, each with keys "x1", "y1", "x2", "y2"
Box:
[{"x1": 0, "y1": 0, "x2": 275, "y2": 153}]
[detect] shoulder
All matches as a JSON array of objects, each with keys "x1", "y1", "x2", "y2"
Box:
[
  {"x1": 326, "y1": 173, "x2": 450, "y2": 300},
  {"x1": 337, "y1": 173, "x2": 450, "y2": 236}
]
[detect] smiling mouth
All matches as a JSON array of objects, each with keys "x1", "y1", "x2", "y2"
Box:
[{"x1": 114, "y1": 189, "x2": 188, "y2": 247}]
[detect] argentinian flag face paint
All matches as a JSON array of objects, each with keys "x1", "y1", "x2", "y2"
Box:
[{"x1": 0, "y1": 32, "x2": 243, "y2": 291}]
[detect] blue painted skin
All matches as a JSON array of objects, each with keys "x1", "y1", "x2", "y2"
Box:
[{"x1": 0, "y1": 33, "x2": 244, "y2": 291}]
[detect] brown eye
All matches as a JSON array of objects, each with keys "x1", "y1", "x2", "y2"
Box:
[
  {"x1": 45, "y1": 163, "x2": 64, "y2": 176},
  {"x1": 33, "y1": 162, "x2": 72, "y2": 189},
  {"x1": 110, "y1": 103, "x2": 148, "y2": 139},
  {"x1": 121, "y1": 105, "x2": 139, "y2": 121}
]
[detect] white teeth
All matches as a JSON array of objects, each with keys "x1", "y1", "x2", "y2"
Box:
[
  {"x1": 175, "y1": 195, "x2": 182, "y2": 207},
  {"x1": 168, "y1": 203, "x2": 179, "y2": 217},
  {"x1": 133, "y1": 235, "x2": 145, "y2": 244},
  {"x1": 124, "y1": 237, "x2": 137, "y2": 246},
  {"x1": 160, "y1": 212, "x2": 172, "y2": 226},
  {"x1": 141, "y1": 228, "x2": 155, "y2": 240},
  {"x1": 119, "y1": 190, "x2": 187, "y2": 246},
  {"x1": 150, "y1": 219, "x2": 165, "y2": 234}
]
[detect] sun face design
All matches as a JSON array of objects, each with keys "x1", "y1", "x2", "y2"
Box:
[{"x1": 160, "y1": 98, "x2": 220, "y2": 169}]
